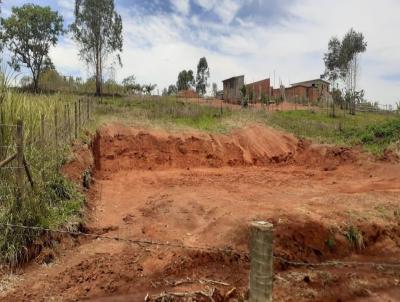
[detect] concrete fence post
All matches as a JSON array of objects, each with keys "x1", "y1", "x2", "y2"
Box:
[{"x1": 250, "y1": 221, "x2": 274, "y2": 302}]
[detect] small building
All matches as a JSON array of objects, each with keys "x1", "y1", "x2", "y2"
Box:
[
  {"x1": 222, "y1": 75, "x2": 244, "y2": 104},
  {"x1": 285, "y1": 79, "x2": 330, "y2": 102},
  {"x1": 246, "y1": 78, "x2": 271, "y2": 102}
]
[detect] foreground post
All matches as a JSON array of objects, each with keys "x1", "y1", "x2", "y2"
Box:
[
  {"x1": 54, "y1": 107, "x2": 58, "y2": 146},
  {"x1": 74, "y1": 102, "x2": 78, "y2": 139},
  {"x1": 40, "y1": 114, "x2": 45, "y2": 146},
  {"x1": 16, "y1": 120, "x2": 24, "y2": 208},
  {"x1": 250, "y1": 221, "x2": 273, "y2": 302}
]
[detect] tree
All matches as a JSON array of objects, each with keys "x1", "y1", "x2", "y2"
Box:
[
  {"x1": 323, "y1": 29, "x2": 367, "y2": 115},
  {"x1": 167, "y1": 84, "x2": 178, "y2": 95},
  {"x1": 212, "y1": 82, "x2": 218, "y2": 97},
  {"x1": 0, "y1": 4, "x2": 64, "y2": 92},
  {"x1": 177, "y1": 70, "x2": 194, "y2": 91},
  {"x1": 340, "y1": 28, "x2": 367, "y2": 115},
  {"x1": 143, "y1": 83, "x2": 157, "y2": 95},
  {"x1": 70, "y1": 0, "x2": 123, "y2": 96},
  {"x1": 196, "y1": 57, "x2": 209, "y2": 96},
  {"x1": 122, "y1": 75, "x2": 136, "y2": 94}
]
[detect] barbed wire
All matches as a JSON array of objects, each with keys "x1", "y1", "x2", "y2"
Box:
[
  {"x1": 0, "y1": 223, "x2": 247, "y2": 257},
  {"x1": 0, "y1": 222, "x2": 400, "y2": 270},
  {"x1": 0, "y1": 166, "x2": 24, "y2": 169},
  {"x1": 0, "y1": 123, "x2": 17, "y2": 127}
]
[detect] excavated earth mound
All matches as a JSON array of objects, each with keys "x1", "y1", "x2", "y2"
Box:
[{"x1": 93, "y1": 123, "x2": 359, "y2": 174}]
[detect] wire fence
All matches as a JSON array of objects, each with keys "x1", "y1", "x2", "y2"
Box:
[
  {"x1": 0, "y1": 97, "x2": 95, "y2": 192},
  {"x1": 0, "y1": 222, "x2": 399, "y2": 271}
]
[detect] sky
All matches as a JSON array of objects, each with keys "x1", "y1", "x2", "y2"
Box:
[{"x1": 1, "y1": 0, "x2": 400, "y2": 105}]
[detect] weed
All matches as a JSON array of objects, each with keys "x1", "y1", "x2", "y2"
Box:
[
  {"x1": 345, "y1": 225, "x2": 365, "y2": 251},
  {"x1": 325, "y1": 237, "x2": 335, "y2": 252}
]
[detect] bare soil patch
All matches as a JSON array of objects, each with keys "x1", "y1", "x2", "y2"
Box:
[{"x1": 1, "y1": 124, "x2": 399, "y2": 302}]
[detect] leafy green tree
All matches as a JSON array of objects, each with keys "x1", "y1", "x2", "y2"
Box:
[
  {"x1": 70, "y1": 0, "x2": 123, "y2": 96},
  {"x1": 122, "y1": 75, "x2": 136, "y2": 94},
  {"x1": 323, "y1": 28, "x2": 367, "y2": 115},
  {"x1": 0, "y1": 4, "x2": 64, "y2": 92},
  {"x1": 177, "y1": 70, "x2": 194, "y2": 91},
  {"x1": 143, "y1": 83, "x2": 157, "y2": 95},
  {"x1": 323, "y1": 37, "x2": 342, "y2": 84},
  {"x1": 340, "y1": 28, "x2": 367, "y2": 115},
  {"x1": 167, "y1": 84, "x2": 178, "y2": 95},
  {"x1": 195, "y1": 57, "x2": 209, "y2": 96}
]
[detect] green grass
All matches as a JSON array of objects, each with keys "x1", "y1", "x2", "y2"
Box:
[
  {"x1": 268, "y1": 109, "x2": 400, "y2": 155},
  {"x1": 0, "y1": 91, "x2": 85, "y2": 266},
  {"x1": 92, "y1": 96, "x2": 269, "y2": 133}
]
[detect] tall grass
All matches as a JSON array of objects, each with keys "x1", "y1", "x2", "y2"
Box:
[
  {"x1": 0, "y1": 91, "x2": 84, "y2": 266},
  {"x1": 268, "y1": 110, "x2": 400, "y2": 155}
]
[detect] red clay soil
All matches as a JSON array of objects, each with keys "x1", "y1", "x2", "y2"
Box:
[{"x1": 1, "y1": 124, "x2": 400, "y2": 302}]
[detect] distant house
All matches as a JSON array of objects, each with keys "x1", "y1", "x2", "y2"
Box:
[
  {"x1": 246, "y1": 78, "x2": 271, "y2": 102},
  {"x1": 280, "y1": 79, "x2": 330, "y2": 102},
  {"x1": 222, "y1": 76, "x2": 330, "y2": 104},
  {"x1": 222, "y1": 75, "x2": 244, "y2": 103}
]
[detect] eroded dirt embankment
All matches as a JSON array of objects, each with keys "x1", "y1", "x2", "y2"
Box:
[{"x1": 92, "y1": 123, "x2": 359, "y2": 175}]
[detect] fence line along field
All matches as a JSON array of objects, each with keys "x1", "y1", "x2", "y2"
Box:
[{"x1": 0, "y1": 91, "x2": 94, "y2": 265}]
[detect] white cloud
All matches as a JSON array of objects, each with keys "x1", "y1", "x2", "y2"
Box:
[
  {"x1": 56, "y1": 0, "x2": 75, "y2": 21},
  {"x1": 43, "y1": 0, "x2": 400, "y2": 105},
  {"x1": 193, "y1": 0, "x2": 217, "y2": 10},
  {"x1": 213, "y1": 0, "x2": 241, "y2": 24},
  {"x1": 169, "y1": 0, "x2": 191, "y2": 15}
]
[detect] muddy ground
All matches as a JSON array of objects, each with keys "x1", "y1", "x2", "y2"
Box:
[{"x1": 1, "y1": 124, "x2": 400, "y2": 302}]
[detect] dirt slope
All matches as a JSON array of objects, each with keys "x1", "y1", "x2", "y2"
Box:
[{"x1": 1, "y1": 124, "x2": 400, "y2": 302}]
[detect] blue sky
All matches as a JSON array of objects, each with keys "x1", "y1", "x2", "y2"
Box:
[{"x1": 2, "y1": 0, "x2": 400, "y2": 105}]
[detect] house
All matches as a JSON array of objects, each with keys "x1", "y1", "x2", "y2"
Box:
[
  {"x1": 245, "y1": 79, "x2": 271, "y2": 102},
  {"x1": 222, "y1": 75, "x2": 330, "y2": 104},
  {"x1": 284, "y1": 79, "x2": 330, "y2": 102},
  {"x1": 222, "y1": 75, "x2": 244, "y2": 103}
]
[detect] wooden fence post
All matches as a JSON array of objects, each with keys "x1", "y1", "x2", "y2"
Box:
[
  {"x1": 78, "y1": 99, "x2": 81, "y2": 127},
  {"x1": 64, "y1": 104, "x2": 68, "y2": 141},
  {"x1": 54, "y1": 107, "x2": 58, "y2": 146},
  {"x1": 67, "y1": 104, "x2": 71, "y2": 142},
  {"x1": 87, "y1": 98, "x2": 90, "y2": 121},
  {"x1": 16, "y1": 120, "x2": 24, "y2": 208},
  {"x1": 74, "y1": 101, "x2": 78, "y2": 139},
  {"x1": 249, "y1": 221, "x2": 274, "y2": 302}
]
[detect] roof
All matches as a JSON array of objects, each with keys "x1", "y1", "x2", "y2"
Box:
[
  {"x1": 290, "y1": 78, "x2": 330, "y2": 87},
  {"x1": 246, "y1": 78, "x2": 270, "y2": 86},
  {"x1": 222, "y1": 75, "x2": 244, "y2": 82}
]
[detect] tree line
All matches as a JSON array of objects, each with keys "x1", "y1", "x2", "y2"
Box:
[
  {"x1": 161, "y1": 57, "x2": 218, "y2": 97},
  {"x1": 0, "y1": 0, "x2": 122, "y2": 96}
]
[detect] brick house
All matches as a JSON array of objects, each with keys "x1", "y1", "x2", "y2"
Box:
[
  {"x1": 222, "y1": 75, "x2": 244, "y2": 103},
  {"x1": 285, "y1": 79, "x2": 330, "y2": 102},
  {"x1": 246, "y1": 79, "x2": 271, "y2": 102}
]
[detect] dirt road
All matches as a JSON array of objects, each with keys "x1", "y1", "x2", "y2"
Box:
[{"x1": 1, "y1": 124, "x2": 400, "y2": 301}]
